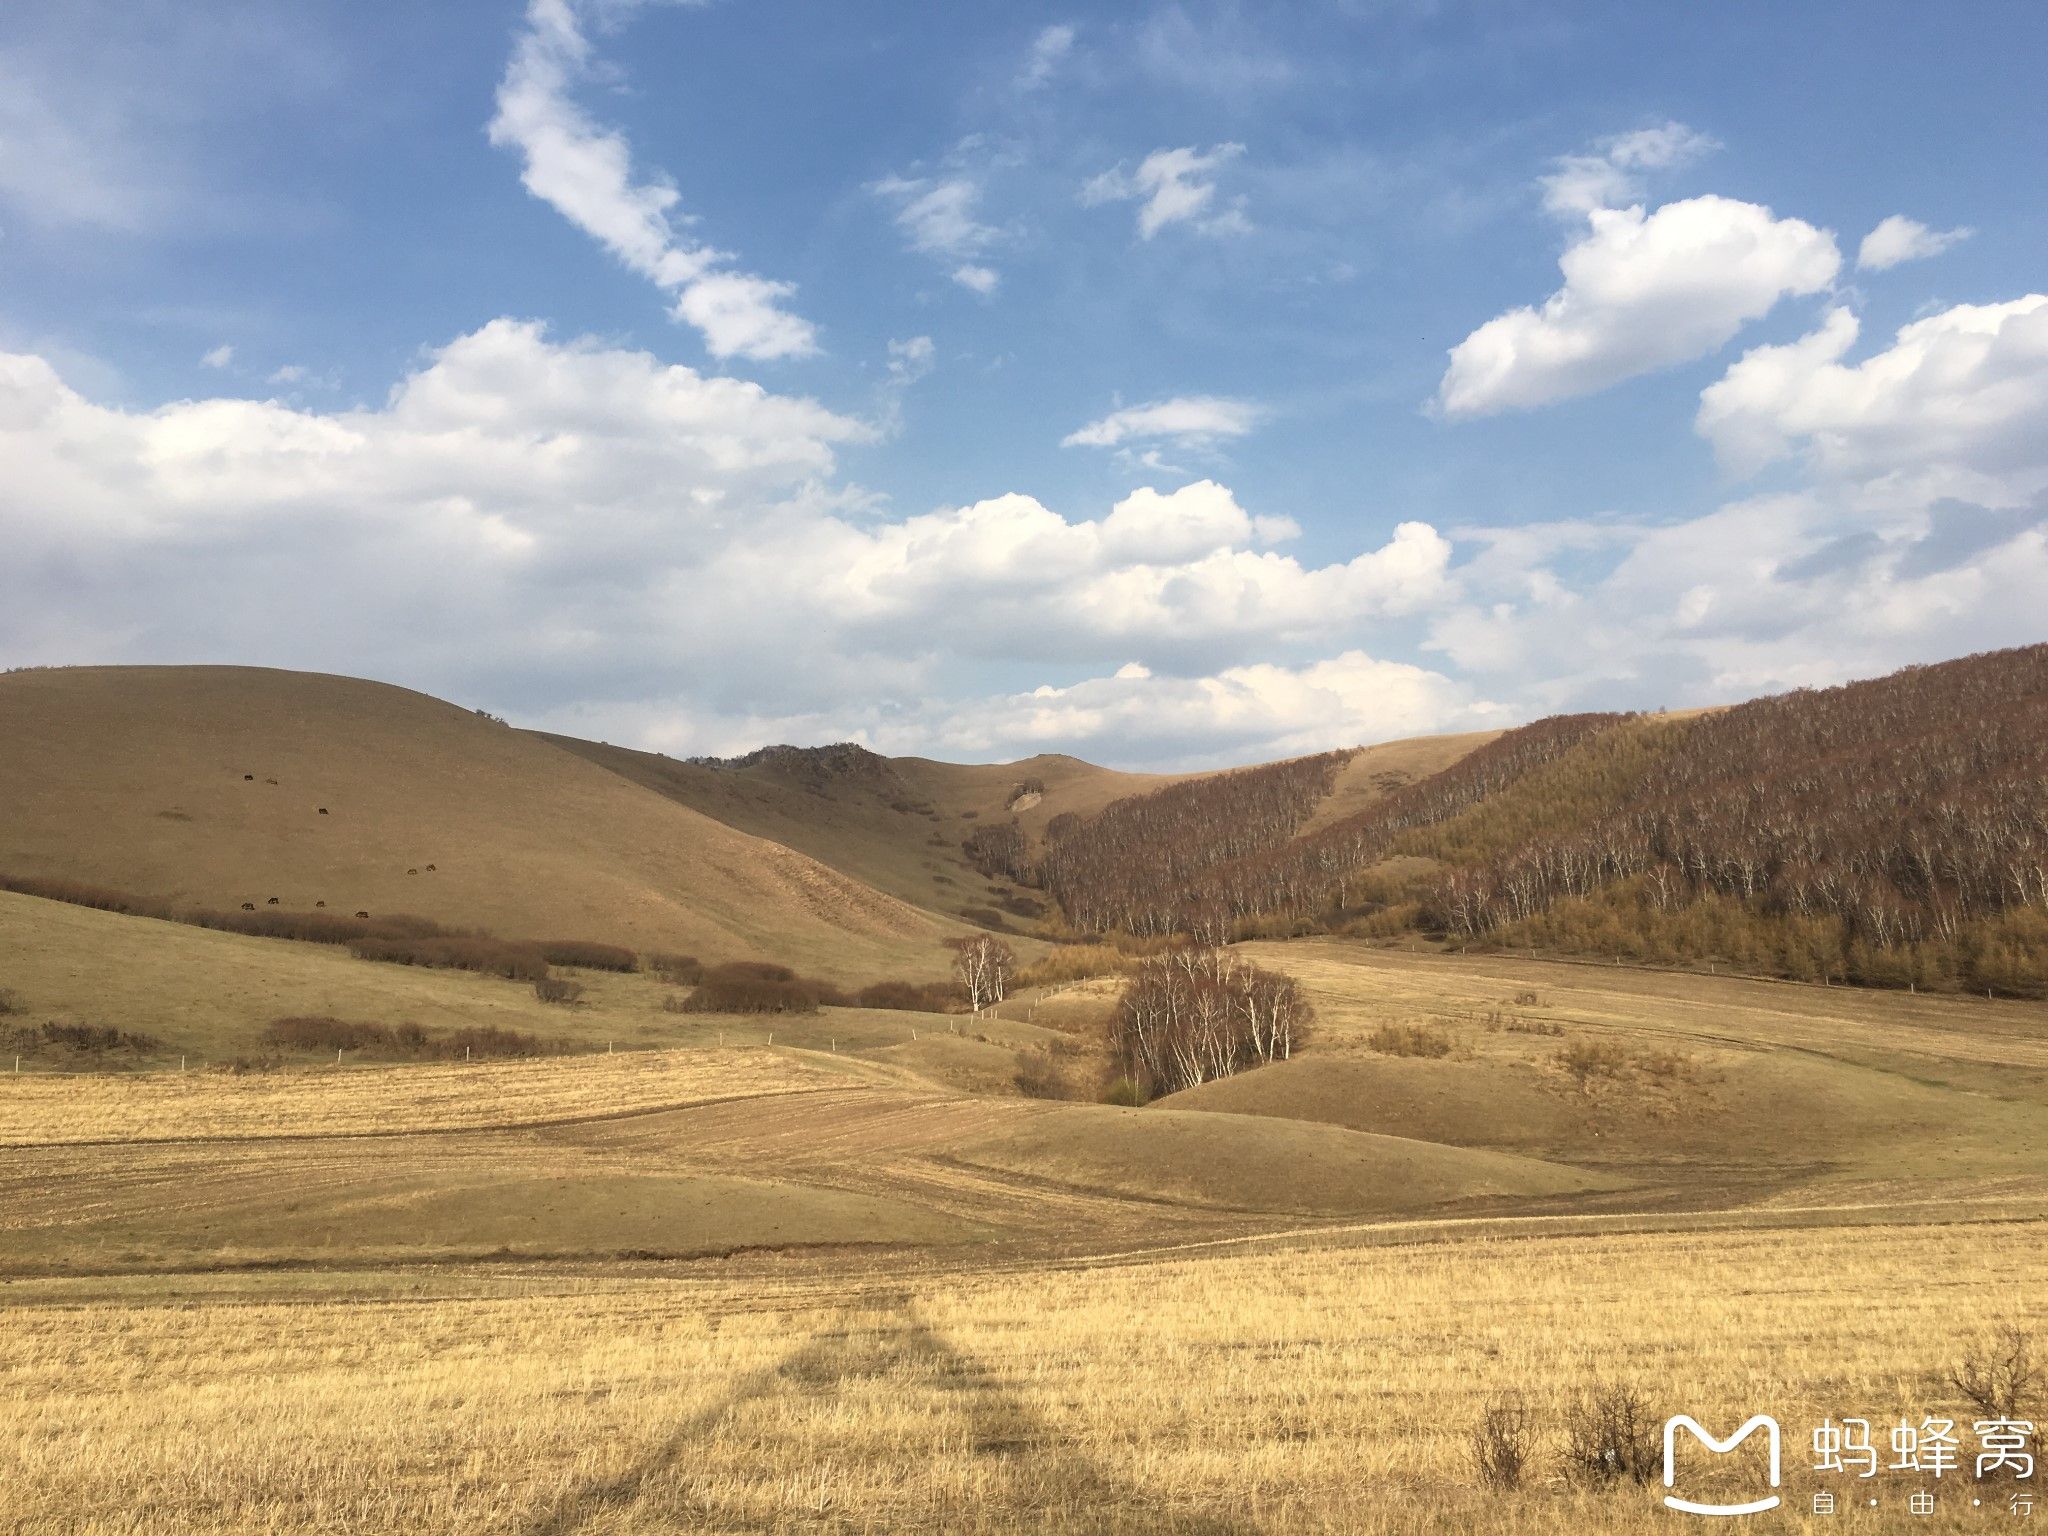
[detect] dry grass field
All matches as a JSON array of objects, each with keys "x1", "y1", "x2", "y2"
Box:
[
  {"x1": 4, "y1": 909, "x2": 2045, "y2": 1531},
  {"x1": 5, "y1": 1223, "x2": 2041, "y2": 1534}
]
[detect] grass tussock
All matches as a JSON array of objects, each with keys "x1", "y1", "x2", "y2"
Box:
[{"x1": 1367, "y1": 1023, "x2": 1453, "y2": 1058}]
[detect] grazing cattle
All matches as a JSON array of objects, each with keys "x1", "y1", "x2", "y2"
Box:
[
  {"x1": 407, "y1": 868, "x2": 418, "y2": 875},
  {"x1": 264, "y1": 778, "x2": 278, "y2": 785},
  {"x1": 241, "y1": 902, "x2": 256, "y2": 911},
  {"x1": 267, "y1": 896, "x2": 280, "y2": 905},
  {"x1": 318, "y1": 807, "x2": 329, "y2": 815},
  {"x1": 243, "y1": 774, "x2": 254, "y2": 781},
  {"x1": 425, "y1": 863, "x2": 436, "y2": 872},
  {"x1": 355, "y1": 910, "x2": 370, "y2": 919},
  {"x1": 315, "y1": 900, "x2": 326, "y2": 908}
]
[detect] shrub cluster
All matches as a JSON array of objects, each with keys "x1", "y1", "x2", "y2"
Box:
[
  {"x1": 848, "y1": 979, "x2": 956, "y2": 1012},
  {"x1": 533, "y1": 976, "x2": 585, "y2": 1006},
  {"x1": 347, "y1": 935, "x2": 549, "y2": 981},
  {"x1": 647, "y1": 952, "x2": 704, "y2": 985},
  {"x1": 679, "y1": 961, "x2": 824, "y2": 1015},
  {"x1": 260, "y1": 1015, "x2": 560, "y2": 1059},
  {"x1": 192, "y1": 908, "x2": 442, "y2": 945},
  {"x1": 4, "y1": 1019, "x2": 161, "y2": 1056},
  {"x1": 537, "y1": 939, "x2": 637, "y2": 972}
]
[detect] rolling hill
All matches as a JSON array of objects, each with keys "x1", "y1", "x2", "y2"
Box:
[
  {"x1": 536, "y1": 733, "x2": 1181, "y2": 928},
  {"x1": 0, "y1": 666, "x2": 955, "y2": 981}
]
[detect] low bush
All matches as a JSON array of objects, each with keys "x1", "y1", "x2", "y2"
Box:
[
  {"x1": 851, "y1": 979, "x2": 956, "y2": 1012},
  {"x1": 1012, "y1": 1049, "x2": 1071, "y2": 1099},
  {"x1": 440, "y1": 1025, "x2": 557, "y2": 1059},
  {"x1": 1560, "y1": 1037, "x2": 1632, "y2": 1084},
  {"x1": 1949, "y1": 1324, "x2": 2041, "y2": 1422},
  {"x1": 0, "y1": 872, "x2": 168, "y2": 917},
  {"x1": 538, "y1": 939, "x2": 636, "y2": 972},
  {"x1": 259, "y1": 1016, "x2": 555, "y2": 1059},
  {"x1": 1367, "y1": 1023, "x2": 1452, "y2": 1058},
  {"x1": 263, "y1": 1015, "x2": 393, "y2": 1051},
  {"x1": 1470, "y1": 1395, "x2": 1534, "y2": 1490},
  {"x1": 1560, "y1": 1384, "x2": 1658, "y2": 1488},
  {"x1": 680, "y1": 971, "x2": 822, "y2": 1014},
  {"x1": 533, "y1": 976, "x2": 585, "y2": 1006},
  {"x1": 710, "y1": 961, "x2": 795, "y2": 984},
  {"x1": 647, "y1": 952, "x2": 704, "y2": 985},
  {"x1": 0, "y1": 987, "x2": 20, "y2": 1017},
  {"x1": 193, "y1": 907, "x2": 443, "y2": 945},
  {"x1": 4, "y1": 1020, "x2": 161, "y2": 1056},
  {"x1": 1100, "y1": 1076, "x2": 1145, "y2": 1107},
  {"x1": 348, "y1": 935, "x2": 549, "y2": 981}
]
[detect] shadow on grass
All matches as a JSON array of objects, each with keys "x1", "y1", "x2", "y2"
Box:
[{"x1": 516, "y1": 1292, "x2": 1262, "y2": 1535}]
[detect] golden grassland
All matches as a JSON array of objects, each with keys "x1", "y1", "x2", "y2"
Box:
[
  {"x1": 4, "y1": 1222, "x2": 2043, "y2": 1534},
  {"x1": 5, "y1": 914, "x2": 2047, "y2": 1531},
  {"x1": 0, "y1": 889, "x2": 1061, "y2": 1071},
  {"x1": 0, "y1": 1044, "x2": 864, "y2": 1146}
]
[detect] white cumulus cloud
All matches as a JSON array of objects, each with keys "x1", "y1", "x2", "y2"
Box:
[
  {"x1": 0, "y1": 327, "x2": 1460, "y2": 759},
  {"x1": 1436, "y1": 195, "x2": 1841, "y2": 418},
  {"x1": 1696, "y1": 296, "x2": 2048, "y2": 501}
]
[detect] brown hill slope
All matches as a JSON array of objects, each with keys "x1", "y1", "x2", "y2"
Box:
[
  {"x1": 538, "y1": 734, "x2": 1182, "y2": 925},
  {"x1": 0, "y1": 666, "x2": 951, "y2": 980}
]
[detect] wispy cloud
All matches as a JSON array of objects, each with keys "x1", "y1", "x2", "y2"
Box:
[
  {"x1": 871, "y1": 170, "x2": 1004, "y2": 293},
  {"x1": 1017, "y1": 24, "x2": 1075, "y2": 90},
  {"x1": 1063, "y1": 396, "x2": 1264, "y2": 449},
  {"x1": 1082, "y1": 145, "x2": 1248, "y2": 238},
  {"x1": 487, "y1": 0, "x2": 817, "y2": 360},
  {"x1": 1539, "y1": 121, "x2": 1719, "y2": 217}
]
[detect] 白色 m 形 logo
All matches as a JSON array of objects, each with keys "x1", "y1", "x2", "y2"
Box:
[{"x1": 1663, "y1": 1414, "x2": 1782, "y2": 1516}]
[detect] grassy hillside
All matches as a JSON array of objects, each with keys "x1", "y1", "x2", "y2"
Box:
[
  {"x1": 0, "y1": 666, "x2": 953, "y2": 981},
  {"x1": 0, "y1": 888, "x2": 1071, "y2": 1088},
  {"x1": 539, "y1": 733, "x2": 1180, "y2": 928}
]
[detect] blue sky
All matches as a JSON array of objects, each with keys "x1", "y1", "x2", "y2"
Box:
[{"x1": 3, "y1": 0, "x2": 2045, "y2": 766}]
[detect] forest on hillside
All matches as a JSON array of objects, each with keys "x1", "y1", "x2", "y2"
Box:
[{"x1": 972, "y1": 645, "x2": 2048, "y2": 996}]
